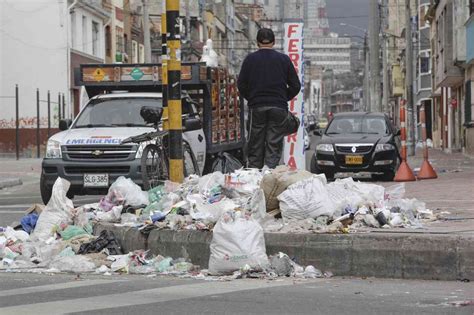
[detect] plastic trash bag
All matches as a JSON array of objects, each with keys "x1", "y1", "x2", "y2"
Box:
[
  {"x1": 211, "y1": 152, "x2": 243, "y2": 174},
  {"x1": 49, "y1": 255, "x2": 96, "y2": 273},
  {"x1": 198, "y1": 172, "x2": 225, "y2": 195},
  {"x1": 32, "y1": 178, "x2": 74, "y2": 241},
  {"x1": 327, "y1": 177, "x2": 385, "y2": 212},
  {"x1": 96, "y1": 205, "x2": 123, "y2": 222},
  {"x1": 384, "y1": 183, "x2": 405, "y2": 204},
  {"x1": 190, "y1": 198, "x2": 238, "y2": 222},
  {"x1": 243, "y1": 188, "x2": 266, "y2": 223},
  {"x1": 225, "y1": 169, "x2": 264, "y2": 196},
  {"x1": 78, "y1": 230, "x2": 122, "y2": 255},
  {"x1": 278, "y1": 177, "x2": 337, "y2": 221},
  {"x1": 20, "y1": 212, "x2": 39, "y2": 234},
  {"x1": 59, "y1": 225, "x2": 91, "y2": 241},
  {"x1": 208, "y1": 212, "x2": 269, "y2": 275},
  {"x1": 108, "y1": 176, "x2": 149, "y2": 207}
]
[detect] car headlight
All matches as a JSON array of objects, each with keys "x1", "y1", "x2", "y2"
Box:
[
  {"x1": 316, "y1": 144, "x2": 334, "y2": 152},
  {"x1": 375, "y1": 143, "x2": 395, "y2": 152},
  {"x1": 45, "y1": 140, "x2": 62, "y2": 158}
]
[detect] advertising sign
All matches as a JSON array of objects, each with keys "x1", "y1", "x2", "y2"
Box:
[{"x1": 283, "y1": 22, "x2": 305, "y2": 169}]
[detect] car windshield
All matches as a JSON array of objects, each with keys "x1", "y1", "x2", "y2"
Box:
[
  {"x1": 73, "y1": 98, "x2": 162, "y2": 128},
  {"x1": 326, "y1": 115, "x2": 389, "y2": 135}
]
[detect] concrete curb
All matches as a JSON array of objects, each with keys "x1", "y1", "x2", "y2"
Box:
[
  {"x1": 0, "y1": 178, "x2": 22, "y2": 189},
  {"x1": 94, "y1": 222, "x2": 473, "y2": 281}
]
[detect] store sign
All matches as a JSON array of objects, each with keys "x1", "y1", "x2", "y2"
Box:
[{"x1": 283, "y1": 22, "x2": 305, "y2": 170}]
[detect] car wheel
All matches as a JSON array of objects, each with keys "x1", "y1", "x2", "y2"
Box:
[
  {"x1": 310, "y1": 155, "x2": 319, "y2": 173},
  {"x1": 324, "y1": 171, "x2": 335, "y2": 181},
  {"x1": 40, "y1": 173, "x2": 53, "y2": 205}
]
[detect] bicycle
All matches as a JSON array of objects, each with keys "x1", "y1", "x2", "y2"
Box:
[{"x1": 122, "y1": 106, "x2": 200, "y2": 190}]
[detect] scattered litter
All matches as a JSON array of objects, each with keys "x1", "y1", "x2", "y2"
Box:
[{"x1": 1, "y1": 166, "x2": 439, "y2": 280}]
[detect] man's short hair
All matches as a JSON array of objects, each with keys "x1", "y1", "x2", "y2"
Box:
[{"x1": 257, "y1": 28, "x2": 275, "y2": 44}]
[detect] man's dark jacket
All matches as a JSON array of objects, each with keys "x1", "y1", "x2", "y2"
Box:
[{"x1": 237, "y1": 48, "x2": 301, "y2": 109}]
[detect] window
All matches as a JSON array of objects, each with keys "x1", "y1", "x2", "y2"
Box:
[
  {"x1": 139, "y1": 44, "x2": 145, "y2": 63},
  {"x1": 132, "y1": 40, "x2": 138, "y2": 63},
  {"x1": 92, "y1": 21, "x2": 99, "y2": 56},
  {"x1": 419, "y1": 51, "x2": 431, "y2": 74},
  {"x1": 71, "y1": 13, "x2": 76, "y2": 49},
  {"x1": 116, "y1": 26, "x2": 123, "y2": 59},
  {"x1": 105, "y1": 26, "x2": 111, "y2": 57},
  {"x1": 470, "y1": 0, "x2": 474, "y2": 15},
  {"x1": 82, "y1": 15, "x2": 87, "y2": 51},
  {"x1": 419, "y1": 4, "x2": 430, "y2": 29}
]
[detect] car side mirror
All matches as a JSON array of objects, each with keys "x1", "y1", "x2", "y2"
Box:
[
  {"x1": 395, "y1": 128, "x2": 401, "y2": 136},
  {"x1": 313, "y1": 129, "x2": 322, "y2": 136},
  {"x1": 59, "y1": 119, "x2": 72, "y2": 131}
]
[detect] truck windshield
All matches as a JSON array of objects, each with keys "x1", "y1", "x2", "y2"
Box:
[
  {"x1": 73, "y1": 98, "x2": 162, "y2": 128},
  {"x1": 326, "y1": 116, "x2": 389, "y2": 135}
]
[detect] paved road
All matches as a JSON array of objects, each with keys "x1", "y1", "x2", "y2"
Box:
[{"x1": 0, "y1": 273, "x2": 472, "y2": 314}]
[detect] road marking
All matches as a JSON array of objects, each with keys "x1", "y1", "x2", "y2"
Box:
[
  {"x1": 0, "y1": 279, "x2": 123, "y2": 298},
  {"x1": 0, "y1": 205, "x2": 33, "y2": 209},
  {"x1": 0, "y1": 278, "x2": 314, "y2": 314},
  {"x1": 0, "y1": 210, "x2": 24, "y2": 214}
]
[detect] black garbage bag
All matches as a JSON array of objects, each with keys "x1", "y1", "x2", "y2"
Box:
[
  {"x1": 211, "y1": 152, "x2": 243, "y2": 174},
  {"x1": 78, "y1": 230, "x2": 123, "y2": 255}
]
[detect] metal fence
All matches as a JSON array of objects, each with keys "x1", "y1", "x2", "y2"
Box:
[{"x1": 0, "y1": 85, "x2": 66, "y2": 160}]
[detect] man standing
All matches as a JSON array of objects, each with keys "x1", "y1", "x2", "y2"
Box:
[{"x1": 238, "y1": 28, "x2": 301, "y2": 169}]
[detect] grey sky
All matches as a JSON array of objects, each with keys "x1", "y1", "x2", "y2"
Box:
[{"x1": 326, "y1": 0, "x2": 369, "y2": 37}]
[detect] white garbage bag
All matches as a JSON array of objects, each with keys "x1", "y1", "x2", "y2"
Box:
[
  {"x1": 327, "y1": 177, "x2": 385, "y2": 211},
  {"x1": 208, "y1": 212, "x2": 269, "y2": 274},
  {"x1": 384, "y1": 183, "x2": 405, "y2": 205},
  {"x1": 108, "y1": 176, "x2": 149, "y2": 206},
  {"x1": 260, "y1": 165, "x2": 313, "y2": 211},
  {"x1": 278, "y1": 177, "x2": 337, "y2": 220},
  {"x1": 32, "y1": 178, "x2": 74, "y2": 241},
  {"x1": 49, "y1": 255, "x2": 96, "y2": 273},
  {"x1": 190, "y1": 198, "x2": 238, "y2": 222}
]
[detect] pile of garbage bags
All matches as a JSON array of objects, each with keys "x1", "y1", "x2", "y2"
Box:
[{"x1": 0, "y1": 166, "x2": 437, "y2": 277}]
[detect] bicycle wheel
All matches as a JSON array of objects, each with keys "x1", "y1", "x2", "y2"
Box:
[
  {"x1": 183, "y1": 140, "x2": 200, "y2": 177},
  {"x1": 141, "y1": 144, "x2": 168, "y2": 190}
]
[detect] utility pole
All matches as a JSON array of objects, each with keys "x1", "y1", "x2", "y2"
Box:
[
  {"x1": 381, "y1": 0, "x2": 389, "y2": 113},
  {"x1": 166, "y1": 0, "x2": 184, "y2": 183},
  {"x1": 405, "y1": 0, "x2": 415, "y2": 155},
  {"x1": 369, "y1": 0, "x2": 381, "y2": 112},
  {"x1": 143, "y1": 0, "x2": 151, "y2": 63},
  {"x1": 161, "y1": 0, "x2": 168, "y2": 130},
  {"x1": 363, "y1": 34, "x2": 370, "y2": 111}
]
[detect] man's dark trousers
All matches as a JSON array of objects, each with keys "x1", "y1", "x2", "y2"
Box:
[{"x1": 247, "y1": 106, "x2": 287, "y2": 169}]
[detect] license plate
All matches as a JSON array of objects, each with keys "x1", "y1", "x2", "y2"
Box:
[
  {"x1": 84, "y1": 174, "x2": 109, "y2": 187},
  {"x1": 345, "y1": 155, "x2": 363, "y2": 165}
]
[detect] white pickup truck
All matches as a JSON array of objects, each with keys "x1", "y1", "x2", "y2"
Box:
[{"x1": 40, "y1": 63, "x2": 245, "y2": 204}]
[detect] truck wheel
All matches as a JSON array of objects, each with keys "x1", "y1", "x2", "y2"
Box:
[{"x1": 40, "y1": 173, "x2": 53, "y2": 205}]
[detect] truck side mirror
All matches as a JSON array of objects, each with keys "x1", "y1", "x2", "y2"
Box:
[
  {"x1": 183, "y1": 117, "x2": 202, "y2": 132},
  {"x1": 59, "y1": 119, "x2": 72, "y2": 131}
]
